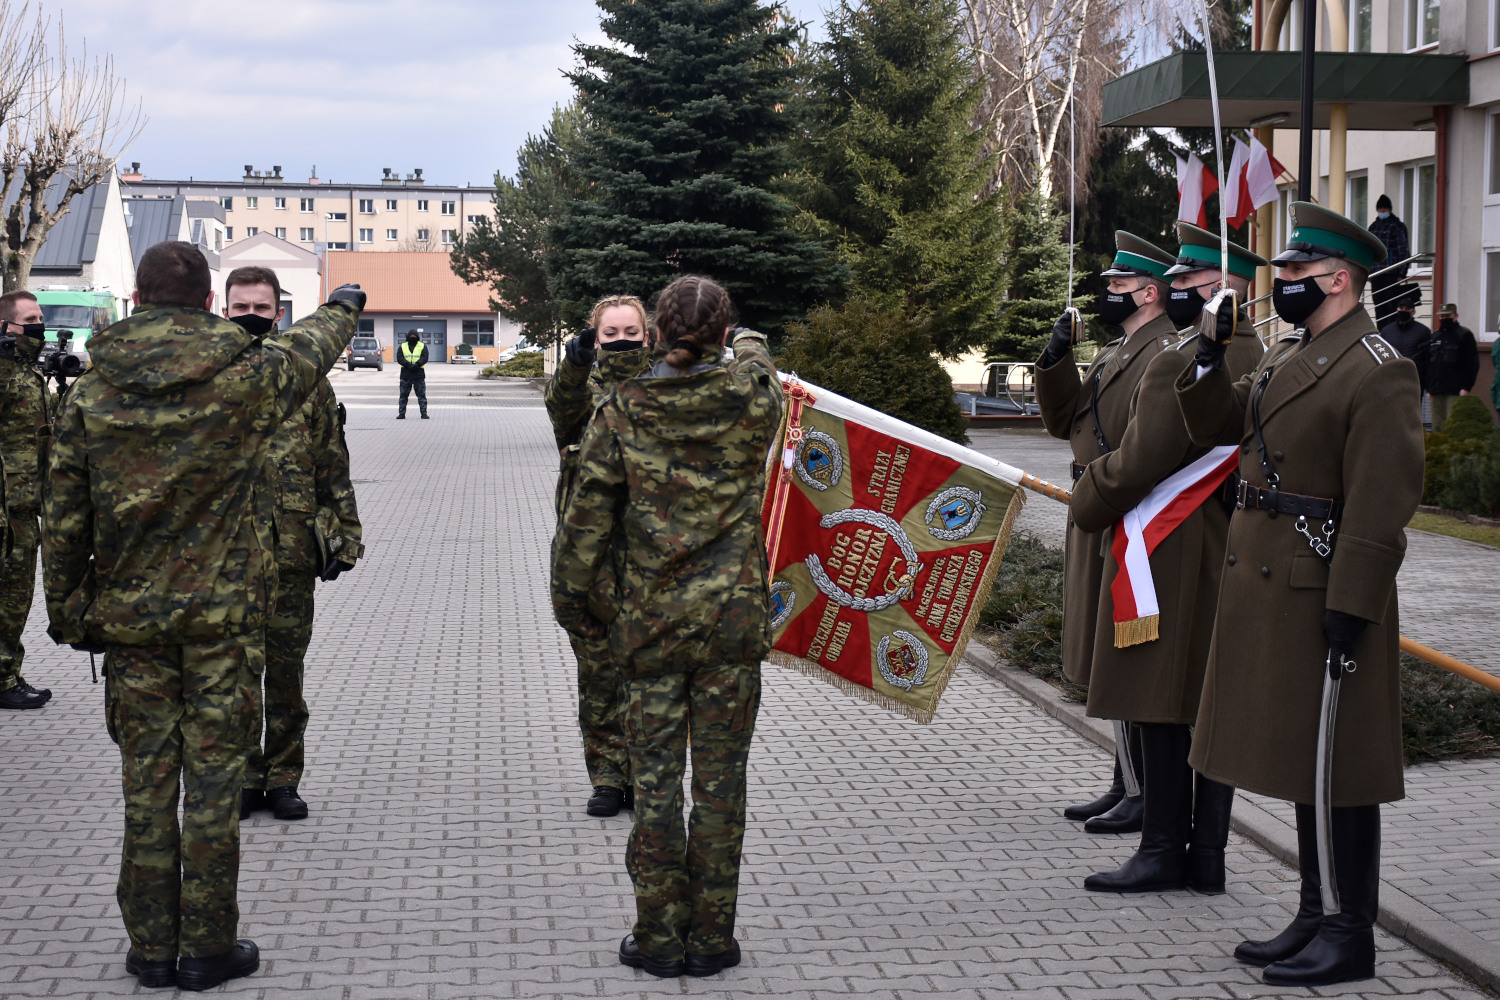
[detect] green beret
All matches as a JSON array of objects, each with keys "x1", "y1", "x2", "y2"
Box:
[
  {"x1": 1165, "y1": 221, "x2": 1267, "y2": 280},
  {"x1": 1101, "y1": 231, "x2": 1174, "y2": 281}
]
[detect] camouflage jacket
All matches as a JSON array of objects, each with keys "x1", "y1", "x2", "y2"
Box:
[
  {"x1": 551, "y1": 331, "x2": 782, "y2": 672},
  {"x1": 267, "y1": 376, "x2": 364, "y2": 574},
  {"x1": 545, "y1": 346, "x2": 656, "y2": 516},
  {"x1": 0, "y1": 340, "x2": 55, "y2": 513},
  {"x1": 43, "y1": 301, "x2": 360, "y2": 646}
]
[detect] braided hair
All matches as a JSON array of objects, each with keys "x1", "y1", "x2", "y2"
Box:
[{"x1": 653, "y1": 276, "x2": 734, "y2": 369}]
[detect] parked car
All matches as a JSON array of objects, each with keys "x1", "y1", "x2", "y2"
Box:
[
  {"x1": 346, "y1": 336, "x2": 384, "y2": 371},
  {"x1": 495, "y1": 336, "x2": 544, "y2": 364}
]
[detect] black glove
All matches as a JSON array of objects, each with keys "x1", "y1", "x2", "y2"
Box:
[
  {"x1": 1042, "y1": 308, "x2": 1081, "y2": 366},
  {"x1": 564, "y1": 327, "x2": 597, "y2": 368},
  {"x1": 1323, "y1": 609, "x2": 1368, "y2": 662},
  {"x1": 327, "y1": 283, "x2": 366, "y2": 311},
  {"x1": 1193, "y1": 289, "x2": 1238, "y2": 371},
  {"x1": 70, "y1": 641, "x2": 107, "y2": 655},
  {"x1": 321, "y1": 559, "x2": 355, "y2": 582}
]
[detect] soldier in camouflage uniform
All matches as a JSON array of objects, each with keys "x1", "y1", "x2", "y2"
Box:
[
  {"x1": 546, "y1": 294, "x2": 653, "y2": 818},
  {"x1": 0, "y1": 290, "x2": 55, "y2": 711},
  {"x1": 42, "y1": 242, "x2": 363, "y2": 991},
  {"x1": 224, "y1": 267, "x2": 363, "y2": 824},
  {"x1": 552, "y1": 276, "x2": 781, "y2": 979}
]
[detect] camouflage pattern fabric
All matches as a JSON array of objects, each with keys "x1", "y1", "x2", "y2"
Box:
[
  {"x1": 398, "y1": 369, "x2": 427, "y2": 417},
  {"x1": 105, "y1": 635, "x2": 264, "y2": 961},
  {"x1": 247, "y1": 568, "x2": 315, "y2": 791},
  {"x1": 552, "y1": 330, "x2": 782, "y2": 960},
  {"x1": 0, "y1": 513, "x2": 38, "y2": 691},
  {"x1": 623, "y1": 661, "x2": 761, "y2": 960},
  {"x1": 546, "y1": 346, "x2": 653, "y2": 790},
  {"x1": 42, "y1": 301, "x2": 360, "y2": 647},
  {"x1": 0, "y1": 335, "x2": 53, "y2": 690}
]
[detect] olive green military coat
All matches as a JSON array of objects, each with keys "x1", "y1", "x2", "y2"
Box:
[
  {"x1": 1036, "y1": 312, "x2": 1175, "y2": 686},
  {"x1": 1070, "y1": 321, "x2": 1265, "y2": 724},
  {"x1": 1175, "y1": 307, "x2": 1423, "y2": 805}
]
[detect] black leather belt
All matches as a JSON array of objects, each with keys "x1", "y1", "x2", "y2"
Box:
[
  {"x1": 1071, "y1": 462, "x2": 1086, "y2": 482},
  {"x1": 1235, "y1": 481, "x2": 1343, "y2": 522}
]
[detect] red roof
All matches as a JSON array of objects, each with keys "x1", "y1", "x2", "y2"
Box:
[{"x1": 324, "y1": 251, "x2": 494, "y2": 313}]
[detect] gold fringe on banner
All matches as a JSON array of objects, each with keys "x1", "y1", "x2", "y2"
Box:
[
  {"x1": 1115, "y1": 614, "x2": 1160, "y2": 648},
  {"x1": 765, "y1": 485, "x2": 1028, "y2": 726}
]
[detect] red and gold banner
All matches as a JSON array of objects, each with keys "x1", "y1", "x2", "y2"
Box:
[{"x1": 761, "y1": 377, "x2": 1026, "y2": 723}]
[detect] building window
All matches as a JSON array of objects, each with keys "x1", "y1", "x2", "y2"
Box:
[
  {"x1": 417, "y1": 199, "x2": 429, "y2": 211},
  {"x1": 274, "y1": 197, "x2": 286, "y2": 209},
  {"x1": 1493, "y1": 0, "x2": 1500, "y2": 50},
  {"x1": 1347, "y1": 173, "x2": 1368, "y2": 227},
  {"x1": 359, "y1": 198, "x2": 375, "y2": 213},
  {"x1": 359, "y1": 228, "x2": 373, "y2": 243},
  {"x1": 1402, "y1": 160, "x2": 1437, "y2": 259},
  {"x1": 441, "y1": 229, "x2": 456, "y2": 244},
  {"x1": 386, "y1": 228, "x2": 398, "y2": 240},
  {"x1": 246, "y1": 226, "x2": 258, "y2": 237},
  {"x1": 299, "y1": 227, "x2": 314, "y2": 241},
  {"x1": 462, "y1": 319, "x2": 495, "y2": 346},
  {"x1": 225, "y1": 227, "x2": 233, "y2": 241},
  {"x1": 1406, "y1": 0, "x2": 1439, "y2": 49},
  {"x1": 220, "y1": 196, "x2": 233, "y2": 210},
  {"x1": 326, "y1": 211, "x2": 348, "y2": 222},
  {"x1": 416, "y1": 228, "x2": 430, "y2": 242},
  {"x1": 1490, "y1": 112, "x2": 1500, "y2": 196},
  {"x1": 326, "y1": 241, "x2": 349, "y2": 251},
  {"x1": 300, "y1": 198, "x2": 314, "y2": 212},
  {"x1": 441, "y1": 200, "x2": 455, "y2": 215},
  {"x1": 1350, "y1": 0, "x2": 1372, "y2": 51},
  {"x1": 386, "y1": 198, "x2": 398, "y2": 211},
  {"x1": 246, "y1": 196, "x2": 259, "y2": 210},
  {"x1": 466, "y1": 214, "x2": 483, "y2": 225},
  {"x1": 358, "y1": 319, "x2": 375, "y2": 333},
  {"x1": 275, "y1": 227, "x2": 286, "y2": 239},
  {"x1": 1486, "y1": 252, "x2": 1500, "y2": 335}
]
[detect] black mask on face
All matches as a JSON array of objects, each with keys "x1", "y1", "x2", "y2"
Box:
[
  {"x1": 1165, "y1": 280, "x2": 1217, "y2": 327},
  {"x1": 407, "y1": 335, "x2": 420, "y2": 344},
  {"x1": 230, "y1": 313, "x2": 275, "y2": 336},
  {"x1": 1395, "y1": 313, "x2": 1414, "y2": 329},
  {"x1": 1096, "y1": 286, "x2": 1142, "y2": 327},
  {"x1": 1272, "y1": 272, "x2": 1333, "y2": 326},
  {"x1": 599, "y1": 338, "x2": 643, "y2": 353},
  {"x1": 1440, "y1": 317, "x2": 1456, "y2": 331}
]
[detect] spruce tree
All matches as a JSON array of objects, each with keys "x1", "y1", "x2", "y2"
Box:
[
  {"x1": 793, "y1": 0, "x2": 1007, "y2": 358},
  {"x1": 548, "y1": 0, "x2": 839, "y2": 337},
  {"x1": 450, "y1": 104, "x2": 588, "y2": 346},
  {"x1": 991, "y1": 189, "x2": 1080, "y2": 362}
]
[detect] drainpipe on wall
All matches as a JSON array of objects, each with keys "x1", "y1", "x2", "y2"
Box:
[{"x1": 1432, "y1": 104, "x2": 1449, "y2": 328}]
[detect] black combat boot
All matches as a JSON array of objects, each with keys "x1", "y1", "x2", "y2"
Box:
[
  {"x1": 1084, "y1": 724, "x2": 1191, "y2": 892},
  {"x1": 1063, "y1": 758, "x2": 1125, "y2": 821},
  {"x1": 240, "y1": 788, "x2": 265, "y2": 820},
  {"x1": 1085, "y1": 725, "x2": 1145, "y2": 834},
  {"x1": 1234, "y1": 803, "x2": 1323, "y2": 966},
  {"x1": 0, "y1": 683, "x2": 50, "y2": 710},
  {"x1": 177, "y1": 939, "x2": 259, "y2": 992},
  {"x1": 125, "y1": 949, "x2": 176, "y2": 989},
  {"x1": 587, "y1": 786, "x2": 626, "y2": 817},
  {"x1": 618, "y1": 934, "x2": 684, "y2": 977},
  {"x1": 685, "y1": 938, "x2": 741, "y2": 977},
  {"x1": 1263, "y1": 805, "x2": 1380, "y2": 987},
  {"x1": 1186, "y1": 773, "x2": 1236, "y2": 893},
  {"x1": 267, "y1": 786, "x2": 308, "y2": 820}
]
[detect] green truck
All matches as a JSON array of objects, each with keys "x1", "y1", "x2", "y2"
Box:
[{"x1": 34, "y1": 288, "x2": 119, "y2": 364}]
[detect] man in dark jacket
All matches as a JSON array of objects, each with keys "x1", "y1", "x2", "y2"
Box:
[
  {"x1": 396, "y1": 331, "x2": 429, "y2": 419},
  {"x1": 1367, "y1": 195, "x2": 1410, "y2": 324},
  {"x1": 1377, "y1": 284, "x2": 1429, "y2": 396},
  {"x1": 1427, "y1": 303, "x2": 1479, "y2": 431}
]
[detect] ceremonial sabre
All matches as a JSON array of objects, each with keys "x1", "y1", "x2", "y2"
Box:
[
  {"x1": 1314, "y1": 650, "x2": 1352, "y2": 915},
  {"x1": 1113, "y1": 720, "x2": 1140, "y2": 798}
]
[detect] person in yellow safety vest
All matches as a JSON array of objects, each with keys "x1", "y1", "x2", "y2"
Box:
[{"x1": 396, "y1": 332, "x2": 429, "y2": 419}]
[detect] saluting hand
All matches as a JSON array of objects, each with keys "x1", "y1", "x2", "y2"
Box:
[{"x1": 565, "y1": 327, "x2": 597, "y2": 368}]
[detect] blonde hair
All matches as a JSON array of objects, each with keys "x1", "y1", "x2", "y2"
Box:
[
  {"x1": 589, "y1": 294, "x2": 649, "y2": 334},
  {"x1": 653, "y1": 276, "x2": 733, "y2": 368}
]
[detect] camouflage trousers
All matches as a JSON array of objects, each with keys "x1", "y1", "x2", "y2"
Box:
[
  {"x1": 0, "y1": 511, "x2": 39, "y2": 692},
  {"x1": 247, "y1": 569, "x2": 315, "y2": 791},
  {"x1": 568, "y1": 630, "x2": 631, "y2": 790},
  {"x1": 104, "y1": 635, "x2": 264, "y2": 961},
  {"x1": 623, "y1": 659, "x2": 761, "y2": 961}
]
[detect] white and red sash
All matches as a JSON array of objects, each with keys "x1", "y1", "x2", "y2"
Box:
[{"x1": 1109, "y1": 445, "x2": 1239, "y2": 647}]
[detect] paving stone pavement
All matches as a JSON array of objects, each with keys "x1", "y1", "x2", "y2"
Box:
[{"x1": 0, "y1": 368, "x2": 1491, "y2": 998}]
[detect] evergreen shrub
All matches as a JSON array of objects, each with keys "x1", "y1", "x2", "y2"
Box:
[
  {"x1": 483, "y1": 354, "x2": 544, "y2": 378},
  {"x1": 1423, "y1": 396, "x2": 1500, "y2": 515}
]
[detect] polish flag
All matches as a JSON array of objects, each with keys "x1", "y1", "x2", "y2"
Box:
[
  {"x1": 1223, "y1": 138, "x2": 1254, "y2": 229},
  {"x1": 1175, "y1": 153, "x2": 1219, "y2": 229},
  {"x1": 1243, "y1": 136, "x2": 1287, "y2": 217}
]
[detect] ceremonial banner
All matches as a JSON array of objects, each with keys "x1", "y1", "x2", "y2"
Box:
[{"x1": 761, "y1": 377, "x2": 1026, "y2": 723}]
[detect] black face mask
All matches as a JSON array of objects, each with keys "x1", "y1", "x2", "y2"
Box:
[
  {"x1": 599, "y1": 338, "x2": 643, "y2": 353},
  {"x1": 407, "y1": 336, "x2": 420, "y2": 345},
  {"x1": 1271, "y1": 272, "x2": 1332, "y2": 326},
  {"x1": 1395, "y1": 313, "x2": 1414, "y2": 329},
  {"x1": 1440, "y1": 317, "x2": 1456, "y2": 331},
  {"x1": 230, "y1": 313, "x2": 275, "y2": 336},
  {"x1": 1165, "y1": 282, "x2": 1216, "y2": 327},
  {"x1": 1096, "y1": 288, "x2": 1141, "y2": 328}
]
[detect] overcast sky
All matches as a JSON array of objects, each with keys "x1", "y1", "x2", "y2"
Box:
[{"x1": 55, "y1": 0, "x2": 835, "y2": 189}]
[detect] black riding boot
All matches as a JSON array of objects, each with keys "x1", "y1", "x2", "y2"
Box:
[
  {"x1": 1064, "y1": 757, "x2": 1125, "y2": 821},
  {"x1": 1084, "y1": 724, "x2": 1191, "y2": 892},
  {"x1": 1263, "y1": 805, "x2": 1379, "y2": 987},
  {"x1": 1084, "y1": 723, "x2": 1145, "y2": 834},
  {"x1": 1235, "y1": 803, "x2": 1323, "y2": 965},
  {"x1": 1186, "y1": 773, "x2": 1235, "y2": 893}
]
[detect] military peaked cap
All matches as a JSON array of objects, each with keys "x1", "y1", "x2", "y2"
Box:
[
  {"x1": 1165, "y1": 221, "x2": 1268, "y2": 280},
  {"x1": 1271, "y1": 201, "x2": 1388, "y2": 271},
  {"x1": 1101, "y1": 231, "x2": 1175, "y2": 280}
]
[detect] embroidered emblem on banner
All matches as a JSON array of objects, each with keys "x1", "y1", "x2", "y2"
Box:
[
  {"x1": 876, "y1": 630, "x2": 930, "y2": 691},
  {"x1": 795, "y1": 428, "x2": 843, "y2": 491},
  {"x1": 925, "y1": 486, "x2": 986, "y2": 541},
  {"x1": 804, "y1": 508, "x2": 924, "y2": 613},
  {"x1": 769, "y1": 581, "x2": 796, "y2": 631}
]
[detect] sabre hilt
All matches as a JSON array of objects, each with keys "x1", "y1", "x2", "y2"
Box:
[{"x1": 1203, "y1": 288, "x2": 1239, "y2": 346}]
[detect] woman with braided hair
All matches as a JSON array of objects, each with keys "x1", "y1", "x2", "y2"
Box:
[
  {"x1": 551, "y1": 275, "x2": 782, "y2": 978},
  {"x1": 545, "y1": 294, "x2": 652, "y2": 818}
]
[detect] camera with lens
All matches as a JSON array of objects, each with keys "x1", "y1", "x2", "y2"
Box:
[{"x1": 38, "y1": 330, "x2": 85, "y2": 380}]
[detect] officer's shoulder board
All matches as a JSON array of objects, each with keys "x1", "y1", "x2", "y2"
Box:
[
  {"x1": 1175, "y1": 332, "x2": 1202, "y2": 352},
  {"x1": 1361, "y1": 333, "x2": 1398, "y2": 365}
]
